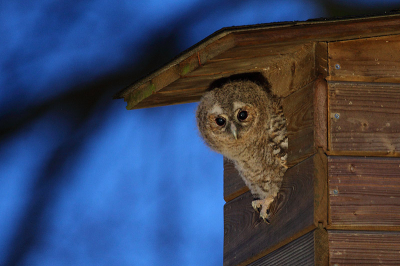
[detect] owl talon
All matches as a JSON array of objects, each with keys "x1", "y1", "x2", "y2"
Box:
[
  {"x1": 262, "y1": 217, "x2": 270, "y2": 224},
  {"x1": 252, "y1": 196, "x2": 275, "y2": 224},
  {"x1": 252, "y1": 200, "x2": 262, "y2": 212}
]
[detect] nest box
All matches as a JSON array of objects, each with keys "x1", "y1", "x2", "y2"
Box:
[{"x1": 116, "y1": 13, "x2": 400, "y2": 265}]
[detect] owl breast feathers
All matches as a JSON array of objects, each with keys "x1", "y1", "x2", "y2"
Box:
[{"x1": 196, "y1": 80, "x2": 288, "y2": 223}]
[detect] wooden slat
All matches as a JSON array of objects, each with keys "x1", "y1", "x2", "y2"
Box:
[
  {"x1": 329, "y1": 231, "x2": 400, "y2": 265},
  {"x1": 315, "y1": 42, "x2": 328, "y2": 78},
  {"x1": 223, "y1": 157, "x2": 248, "y2": 202},
  {"x1": 328, "y1": 156, "x2": 400, "y2": 229},
  {"x1": 134, "y1": 43, "x2": 316, "y2": 109},
  {"x1": 233, "y1": 14, "x2": 400, "y2": 47},
  {"x1": 314, "y1": 76, "x2": 328, "y2": 151},
  {"x1": 328, "y1": 81, "x2": 400, "y2": 155},
  {"x1": 328, "y1": 35, "x2": 400, "y2": 83},
  {"x1": 224, "y1": 152, "x2": 327, "y2": 266},
  {"x1": 118, "y1": 14, "x2": 400, "y2": 109},
  {"x1": 283, "y1": 81, "x2": 315, "y2": 167},
  {"x1": 247, "y1": 228, "x2": 328, "y2": 266},
  {"x1": 210, "y1": 42, "x2": 304, "y2": 61},
  {"x1": 122, "y1": 34, "x2": 236, "y2": 109}
]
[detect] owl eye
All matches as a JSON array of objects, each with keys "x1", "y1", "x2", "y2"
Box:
[
  {"x1": 237, "y1": 110, "x2": 248, "y2": 121},
  {"x1": 215, "y1": 117, "x2": 226, "y2": 126}
]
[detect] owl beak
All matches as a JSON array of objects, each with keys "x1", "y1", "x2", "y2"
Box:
[{"x1": 230, "y1": 123, "x2": 238, "y2": 140}]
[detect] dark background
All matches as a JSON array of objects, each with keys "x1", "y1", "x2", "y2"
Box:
[{"x1": 1, "y1": 1, "x2": 399, "y2": 265}]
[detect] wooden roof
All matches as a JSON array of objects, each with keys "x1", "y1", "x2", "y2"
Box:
[{"x1": 115, "y1": 13, "x2": 400, "y2": 110}]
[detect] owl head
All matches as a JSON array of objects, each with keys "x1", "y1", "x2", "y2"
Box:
[{"x1": 196, "y1": 80, "x2": 273, "y2": 158}]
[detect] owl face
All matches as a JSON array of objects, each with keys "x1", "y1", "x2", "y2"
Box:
[
  {"x1": 196, "y1": 80, "x2": 271, "y2": 156},
  {"x1": 205, "y1": 101, "x2": 257, "y2": 143}
]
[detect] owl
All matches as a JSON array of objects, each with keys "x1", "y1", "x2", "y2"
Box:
[{"x1": 196, "y1": 79, "x2": 288, "y2": 223}]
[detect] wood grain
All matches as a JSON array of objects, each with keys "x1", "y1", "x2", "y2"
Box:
[
  {"x1": 314, "y1": 76, "x2": 328, "y2": 151},
  {"x1": 283, "y1": 82, "x2": 315, "y2": 168},
  {"x1": 133, "y1": 43, "x2": 316, "y2": 109},
  {"x1": 328, "y1": 35, "x2": 400, "y2": 83},
  {"x1": 118, "y1": 15, "x2": 400, "y2": 109},
  {"x1": 328, "y1": 81, "x2": 400, "y2": 155},
  {"x1": 315, "y1": 42, "x2": 328, "y2": 77},
  {"x1": 314, "y1": 149, "x2": 328, "y2": 227},
  {"x1": 206, "y1": 43, "x2": 316, "y2": 98},
  {"x1": 123, "y1": 34, "x2": 236, "y2": 109},
  {"x1": 224, "y1": 152, "x2": 327, "y2": 266},
  {"x1": 328, "y1": 156, "x2": 400, "y2": 228},
  {"x1": 223, "y1": 157, "x2": 248, "y2": 202},
  {"x1": 329, "y1": 230, "x2": 400, "y2": 265},
  {"x1": 233, "y1": 15, "x2": 400, "y2": 47},
  {"x1": 247, "y1": 229, "x2": 327, "y2": 266}
]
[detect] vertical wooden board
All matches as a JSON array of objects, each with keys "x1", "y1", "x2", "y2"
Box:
[
  {"x1": 329, "y1": 231, "x2": 400, "y2": 265},
  {"x1": 224, "y1": 157, "x2": 248, "y2": 202},
  {"x1": 313, "y1": 77, "x2": 328, "y2": 151},
  {"x1": 224, "y1": 155, "x2": 321, "y2": 266},
  {"x1": 314, "y1": 224, "x2": 329, "y2": 266},
  {"x1": 315, "y1": 42, "x2": 328, "y2": 77},
  {"x1": 283, "y1": 82, "x2": 315, "y2": 167},
  {"x1": 313, "y1": 149, "x2": 328, "y2": 227},
  {"x1": 328, "y1": 82, "x2": 400, "y2": 155},
  {"x1": 328, "y1": 156, "x2": 400, "y2": 228},
  {"x1": 328, "y1": 35, "x2": 400, "y2": 83}
]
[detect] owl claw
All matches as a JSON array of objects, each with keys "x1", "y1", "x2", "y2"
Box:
[
  {"x1": 262, "y1": 217, "x2": 271, "y2": 224},
  {"x1": 251, "y1": 196, "x2": 275, "y2": 224},
  {"x1": 251, "y1": 200, "x2": 262, "y2": 212}
]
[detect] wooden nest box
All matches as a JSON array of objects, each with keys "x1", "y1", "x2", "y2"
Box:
[{"x1": 116, "y1": 14, "x2": 400, "y2": 265}]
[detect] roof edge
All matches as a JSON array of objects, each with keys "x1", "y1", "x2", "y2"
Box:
[{"x1": 114, "y1": 11, "x2": 400, "y2": 103}]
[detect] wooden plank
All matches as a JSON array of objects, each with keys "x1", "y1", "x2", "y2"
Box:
[
  {"x1": 328, "y1": 156, "x2": 400, "y2": 229},
  {"x1": 210, "y1": 42, "x2": 305, "y2": 61},
  {"x1": 328, "y1": 81, "x2": 400, "y2": 155},
  {"x1": 121, "y1": 34, "x2": 236, "y2": 109},
  {"x1": 328, "y1": 35, "x2": 400, "y2": 83},
  {"x1": 313, "y1": 149, "x2": 328, "y2": 227},
  {"x1": 134, "y1": 43, "x2": 315, "y2": 109},
  {"x1": 233, "y1": 14, "x2": 400, "y2": 47},
  {"x1": 247, "y1": 228, "x2": 328, "y2": 266},
  {"x1": 329, "y1": 231, "x2": 400, "y2": 265},
  {"x1": 223, "y1": 157, "x2": 248, "y2": 202},
  {"x1": 118, "y1": 14, "x2": 400, "y2": 109},
  {"x1": 315, "y1": 42, "x2": 328, "y2": 77},
  {"x1": 224, "y1": 152, "x2": 327, "y2": 266},
  {"x1": 314, "y1": 76, "x2": 328, "y2": 151},
  {"x1": 283, "y1": 82, "x2": 315, "y2": 167}
]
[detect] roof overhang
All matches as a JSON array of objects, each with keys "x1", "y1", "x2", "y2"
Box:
[{"x1": 115, "y1": 13, "x2": 400, "y2": 110}]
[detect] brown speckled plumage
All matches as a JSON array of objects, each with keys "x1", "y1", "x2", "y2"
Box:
[{"x1": 196, "y1": 80, "x2": 287, "y2": 223}]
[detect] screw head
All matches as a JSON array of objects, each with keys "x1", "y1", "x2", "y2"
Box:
[
  {"x1": 334, "y1": 113, "x2": 340, "y2": 119},
  {"x1": 335, "y1": 64, "x2": 341, "y2": 70},
  {"x1": 333, "y1": 189, "x2": 338, "y2": 195}
]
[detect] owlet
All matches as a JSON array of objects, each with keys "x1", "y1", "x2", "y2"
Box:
[{"x1": 196, "y1": 79, "x2": 288, "y2": 223}]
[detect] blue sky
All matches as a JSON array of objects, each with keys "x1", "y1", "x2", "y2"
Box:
[{"x1": 1, "y1": 1, "x2": 398, "y2": 265}]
